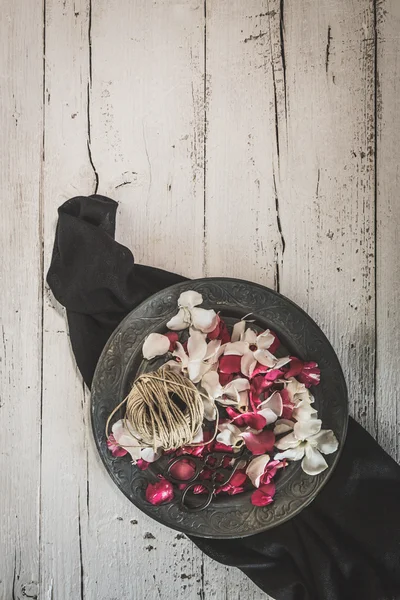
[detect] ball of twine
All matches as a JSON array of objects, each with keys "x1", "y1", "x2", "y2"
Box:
[{"x1": 109, "y1": 367, "x2": 206, "y2": 451}]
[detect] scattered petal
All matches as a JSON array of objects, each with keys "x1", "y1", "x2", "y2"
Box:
[
  {"x1": 292, "y1": 400, "x2": 318, "y2": 422},
  {"x1": 298, "y1": 362, "x2": 321, "y2": 387},
  {"x1": 107, "y1": 434, "x2": 128, "y2": 457},
  {"x1": 275, "y1": 431, "x2": 301, "y2": 451},
  {"x1": 246, "y1": 454, "x2": 271, "y2": 488},
  {"x1": 216, "y1": 423, "x2": 243, "y2": 447},
  {"x1": 274, "y1": 445, "x2": 306, "y2": 461},
  {"x1": 263, "y1": 368, "x2": 284, "y2": 381},
  {"x1": 165, "y1": 331, "x2": 179, "y2": 351},
  {"x1": 224, "y1": 341, "x2": 248, "y2": 355},
  {"x1": 274, "y1": 419, "x2": 294, "y2": 435},
  {"x1": 201, "y1": 370, "x2": 223, "y2": 399},
  {"x1": 251, "y1": 482, "x2": 276, "y2": 507},
  {"x1": 142, "y1": 333, "x2": 170, "y2": 360},
  {"x1": 310, "y1": 429, "x2": 339, "y2": 455},
  {"x1": 140, "y1": 448, "x2": 161, "y2": 463},
  {"x1": 293, "y1": 419, "x2": 322, "y2": 440},
  {"x1": 231, "y1": 320, "x2": 246, "y2": 342},
  {"x1": 167, "y1": 307, "x2": 190, "y2": 330},
  {"x1": 187, "y1": 329, "x2": 207, "y2": 360},
  {"x1": 253, "y1": 349, "x2": 276, "y2": 368},
  {"x1": 301, "y1": 444, "x2": 328, "y2": 475},
  {"x1": 145, "y1": 478, "x2": 174, "y2": 505},
  {"x1": 191, "y1": 307, "x2": 218, "y2": 333},
  {"x1": 241, "y1": 351, "x2": 257, "y2": 377},
  {"x1": 259, "y1": 391, "x2": 283, "y2": 417},
  {"x1": 178, "y1": 290, "x2": 203, "y2": 308},
  {"x1": 219, "y1": 354, "x2": 242, "y2": 374},
  {"x1": 283, "y1": 357, "x2": 304, "y2": 379},
  {"x1": 169, "y1": 458, "x2": 196, "y2": 481},
  {"x1": 242, "y1": 430, "x2": 275, "y2": 455},
  {"x1": 255, "y1": 330, "x2": 276, "y2": 350},
  {"x1": 242, "y1": 328, "x2": 257, "y2": 345}
]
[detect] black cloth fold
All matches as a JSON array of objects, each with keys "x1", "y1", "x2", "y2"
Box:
[{"x1": 47, "y1": 195, "x2": 400, "y2": 600}]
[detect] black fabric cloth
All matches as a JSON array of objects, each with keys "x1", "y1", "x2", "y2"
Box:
[{"x1": 47, "y1": 195, "x2": 400, "y2": 600}]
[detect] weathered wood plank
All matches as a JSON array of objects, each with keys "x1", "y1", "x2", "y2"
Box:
[
  {"x1": 90, "y1": 0, "x2": 206, "y2": 279},
  {"x1": 205, "y1": 0, "x2": 281, "y2": 287},
  {"x1": 276, "y1": 0, "x2": 376, "y2": 434},
  {"x1": 67, "y1": 1, "x2": 211, "y2": 599},
  {"x1": 206, "y1": 0, "x2": 376, "y2": 436},
  {"x1": 0, "y1": 2, "x2": 43, "y2": 599},
  {"x1": 376, "y1": 0, "x2": 400, "y2": 462},
  {"x1": 40, "y1": 1, "x2": 93, "y2": 598}
]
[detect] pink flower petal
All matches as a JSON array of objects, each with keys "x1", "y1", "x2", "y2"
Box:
[
  {"x1": 169, "y1": 458, "x2": 196, "y2": 481},
  {"x1": 219, "y1": 354, "x2": 242, "y2": 374},
  {"x1": 165, "y1": 331, "x2": 179, "y2": 351},
  {"x1": 229, "y1": 470, "x2": 247, "y2": 487},
  {"x1": 236, "y1": 412, "x2": 267, "y2": 430},
  {"x1": 212, "y1": 441, "x2": 235, "y2": 453},
  {"x1": 283, "y1": 356, "x2": 304, "y2": 379},
  {"x1": 136, "y1": 458, "x2": 150, "y2": 470},
  {"x1": 193, "y1": 484, "x2": 208, "y2": 494},
  {"x1": 219, "y1": 372, "x2": 233, "y2": 386},
  {"x1": 298, "y1": 362, "x2": 321, "y2": 387},
  {"x1": 268, "y1": 333, "x2": 280, "y2": 355},
  {"x1": 280, "y1": 388, "x2": 295, "y2": 419},
  {"x1": 107, "y1": 434, "x2": 128, "y2": 457},
  {"x1": 217, "y1": 469, "x2": 247, "y2": 494},
  {"x1": 208, "y1": 315, "x2": 231, "y2": 343},
  {"x1": 207, "y1": 315, "x2": 221, "y2": 340},
  {"x1": 251, "y1": 482, "x2": 276, "y2": 507},
  {"x1": 260, "y1": 459, "x2": 286, "y2": 485},
  {"x1": 145, "y1": 478, "x2": 174, "y2": 505},
  {"x1": 242, "y1": 430, "x2": 275, "y2": 455},
  {"x1": 264, "y1": 368, "x2": 284, "y2": 381}
]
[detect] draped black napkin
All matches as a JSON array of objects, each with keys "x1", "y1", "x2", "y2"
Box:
[{"x1": 47, "y1": 195, "x2": 400, "y2": 600}]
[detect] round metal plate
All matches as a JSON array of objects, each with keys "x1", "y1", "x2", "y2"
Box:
[{"x1": 91, "y1": 278, "x2": 348, "y2": 538}]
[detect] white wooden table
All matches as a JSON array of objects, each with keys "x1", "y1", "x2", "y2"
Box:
[{"x1": 1, "y1": 1, "x2": 399, "y2": 599}]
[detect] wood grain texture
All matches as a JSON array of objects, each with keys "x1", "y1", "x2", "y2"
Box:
[
  {"x1": 376, "y1": 0, "x2": 400, "y2": 462},
  {"x1": 0, "y1": 3, "x2": 43, "y2": 599},
  {"x1": 90, "y1": 0, "x2": 206, "y2": 279},
  {"x1": 206, "y1": 0, "x2": 376, "y2": 435},
  {"x1": 2, "y1": 0, "x2": 400, "y2": 598},
  {"x1": 40, "y1": 1, "x2": 93, "y2": 598}
]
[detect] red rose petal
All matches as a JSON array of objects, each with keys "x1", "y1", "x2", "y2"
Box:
[
  {"x1": 283, "y1": 356, "x2": 303, "y2": 379},
  {"x1": 169, "y1": 458, "x2": 196, "y2": 481},
  {"x1": 280, "y1": 388, "x2": 294, "y2": 419},
  {"x1": 226, "y1": 408, "x2": 267, "y2": 430},
  {"x1": 225, "y1": 406, "x2": 240, "y2": 421},
  {"x1": 145, "y1": 478, "x2": 174, "y2": 505},
  {"x1": 268, "y1": 333, "x2": 280, "y2": 354},
  {"x1": 242, "y1": 430, "x2": 275, "y2": 455},
  {"x1": 107, "y1": 434, "x2": 128, "y2": 457},
  {"x1": 251, "y1": 482, "x2": 276, "y2": 507},
  {"x1": 193, "y1": 484, "x2": 208, "y2": 494},
  {"x1": 229, "y1": 470, "x2": 247, "y2": 487},
  {"x1": 219, "y1": 354, "x2": 242, "y2": 374},
  {"x1": 165, "y1": 331, "x2": 179, "y2": 351},
  {"x1": 298, "y1": 362, "x2": 321, "y2": 387},
  {"x1": 264, "y1": 368, "x2": 284, "y2": 381},
  {"x1": 219, "y1": 319, "x2": 231, "y2": 344},
  {"x1": 207, "y1": 316, "x2": 221, "y2": 340},
  {"x1": 219, "y1": 372, "x2": 234, "y2": 386},
  {"x1": 212, "y1": 441, "x2": 235, "y2": 453},
  {"x1": 136, "y1": 458, "x2": 150, "y2": 470}
]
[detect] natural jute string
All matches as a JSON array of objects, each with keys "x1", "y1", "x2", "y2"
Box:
[{"x1": 106, "y1": 367, "x2": 218, "y2": 451}]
